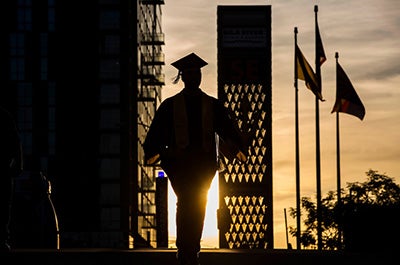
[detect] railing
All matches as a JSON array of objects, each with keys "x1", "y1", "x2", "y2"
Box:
[
  {"x1": 142, "y1": 52, "x2": 165, "y2": 65},
  {"x1": 140, "y1": 0, "x2": 165, "y2": 5},
  {"x1": 140, "y1": 33, "x2": 165, "y2": 45},
  {"x1": 142, "y1": 73, "x2": 165, "y2": 86}
]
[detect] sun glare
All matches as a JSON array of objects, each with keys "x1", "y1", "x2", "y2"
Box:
[{"x1": 168, "y1": 173, "x2": 220, "y2": 249}]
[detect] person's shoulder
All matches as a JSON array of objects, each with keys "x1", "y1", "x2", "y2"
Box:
[
  {"x1": 155, "y1": 95, "x2": 176, "y2": 113},
  {"x1": 159, "y1": 95, "x2": 176, "y2": 107},
  {"x1": 199, "y1": 90, "x2": 218, "y2": 101},
  {"x1": 161, "y1": 89, "x2": 185, "y2": 103}
]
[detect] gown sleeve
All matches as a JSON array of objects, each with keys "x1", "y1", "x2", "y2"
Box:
[{"x1": 143, "y1": 101, "x2": 171, "y2": 165}]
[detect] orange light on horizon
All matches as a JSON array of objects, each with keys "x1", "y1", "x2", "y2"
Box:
[{"x1": 168, "y1": 172, "x2": 220, "y2": 249}]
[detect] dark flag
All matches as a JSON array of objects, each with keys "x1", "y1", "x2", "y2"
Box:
[
  {"x1": 331, "y1": 62, "x2": 365, "y2": 120},
  {"x1": 316, "y1": 20, "x2": 326, "y2": 66},
  {"x1": 296, "y1": 44, "x2": 324, "y2": 101}
]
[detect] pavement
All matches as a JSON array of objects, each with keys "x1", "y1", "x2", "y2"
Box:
[{"x1": 1, "y1": 248, "x2": 397, "y2": 265}]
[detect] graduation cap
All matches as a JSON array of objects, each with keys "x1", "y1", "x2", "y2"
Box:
[{"x1": 171, "y1": 53, "x2": 208, "y2": 83}]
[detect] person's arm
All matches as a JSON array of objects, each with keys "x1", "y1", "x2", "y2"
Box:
[
  {"x1": 143, "y1": 113, "x2": 162, "y2": 165},
  {"x1": 146, "y1": 153, "x2": 160, "y2": 165},
  {"x1": 143, "y1": 101, "x2": 170, "y2": 166}
]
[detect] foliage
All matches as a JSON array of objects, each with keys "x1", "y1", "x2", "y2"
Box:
[
  {"x1": 288, "y1": 169, "x2": 400, "y2": 250},
  {"x1": 344, "y1": 169, "x2": 400, "y2": 206}
]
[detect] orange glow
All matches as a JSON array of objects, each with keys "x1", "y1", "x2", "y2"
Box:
[{"x1": 168, "y1": 173, "x2": 220, "y2": 249}]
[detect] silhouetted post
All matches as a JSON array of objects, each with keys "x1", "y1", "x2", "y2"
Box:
[
  {"x1": 314, "y1": 5, "x2": 322, "y2": 250},
  {"x1": 294, "y1": 26, "x2": 301, "y2": 250},
  {"x1": 284, "y1": 208, "x2": 292, "y2": 249},
  {"x1": 335, "y1": 52, "x2": 342, "y2": 249},
  {"x1": 156, "y1": 171, "x2": 168, "y2": 248}
]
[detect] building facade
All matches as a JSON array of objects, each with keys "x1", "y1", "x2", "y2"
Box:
[
  {"x1": 217, "y1": 5, "x2": 273, "y2": 249},
  {"x1": 0, "y1": 0, "x2": 164, "y2": 248}
]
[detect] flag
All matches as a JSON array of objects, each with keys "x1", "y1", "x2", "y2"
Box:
[
  {"x1": 296, "y1": 44, "x2": 324, "y2": 101},
  {"x1": 316, "y1": 20, "x2": 326, "y2": 66},
  {"x1": 331, "y1": 62, "x2": 365, "y2": 120}
]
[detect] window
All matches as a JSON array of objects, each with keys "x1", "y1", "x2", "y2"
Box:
[
  {"x1": 100, "y1": 84, "x2": 120, "y2": 104},
  {"x1": 99, "y1": 10, "x2": 120, "y2": 30}
]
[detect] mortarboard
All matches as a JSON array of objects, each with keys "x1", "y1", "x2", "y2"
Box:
[
  {"x1": 171, "y1": 53, "x2": 208, "y2": 83},
  {"x1": 171, "y1": 52, "x2": 208, "y2": 71}
]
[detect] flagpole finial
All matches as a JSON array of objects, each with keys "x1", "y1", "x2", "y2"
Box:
[
  {"x1": 314, "y1": 5, "x2": 318, "y2": 12},
  {"x1": 294, "y1": 27, "x2": 298, "y2": 34},
  {"x1": 335, "y1": 52, "x2": 339, "y2": 59}
]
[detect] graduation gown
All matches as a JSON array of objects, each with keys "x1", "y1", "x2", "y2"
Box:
[
  {"x1": 143, "y1": 87, "x2": 245, "y2": 173},
  {"x1": 143, "y1": 87, "x2": 246, "y2": 256}
]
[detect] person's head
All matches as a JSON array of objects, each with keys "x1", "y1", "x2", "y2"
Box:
[
  {"x1": 171, "y1": 53, "x2": 207, "y2": 89},
  {"x1": 181, "y1": 67, "x2": 201, "y2": 89}
]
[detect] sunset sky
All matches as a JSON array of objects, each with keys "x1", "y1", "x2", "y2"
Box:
[{"x1": 160, "y1": 0, "x2": 400, "y2": 249}]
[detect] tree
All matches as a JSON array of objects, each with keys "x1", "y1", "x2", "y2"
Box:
[{"x1": 289, "y1": 169, "x2": 400, "y2": 250}]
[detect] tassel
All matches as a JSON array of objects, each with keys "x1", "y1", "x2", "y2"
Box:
[{"x1": 172, "y1": 71, "x2": 182, "y2": 84}]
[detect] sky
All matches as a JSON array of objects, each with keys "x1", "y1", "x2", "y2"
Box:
[{"x1": 160, "y1": 0, "x2": 400, "y2": 249}]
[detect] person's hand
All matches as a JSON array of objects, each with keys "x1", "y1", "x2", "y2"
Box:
[
  {"x1": 146, "y1": 154, "x2": 160, "y2": 165},
  {"x1": 236, "y1": 151, "x2": 247, "y2": 163}
]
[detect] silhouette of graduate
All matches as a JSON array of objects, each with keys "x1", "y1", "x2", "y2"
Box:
[{"x1": 144, "y1": 53, "x2": 247, "y2": 265}]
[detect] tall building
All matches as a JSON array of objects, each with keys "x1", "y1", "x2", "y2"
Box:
[
  {"x1": 217, "y1": 5, "x2": 273, "y2": 249},
  {"x1": 0, "y1": 0, "x2": 164, "y2": 248}
]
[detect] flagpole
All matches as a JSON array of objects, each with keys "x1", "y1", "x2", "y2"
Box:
[
  {"x1": 294, "y1": 26, "x2": 301, "y2": 250},
  {"x1": 335, "y1": 52, "x2": 342, "y2": 249},
  {"x1": 314, "y1": 5, "x2": 322, "y2": 250}
]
